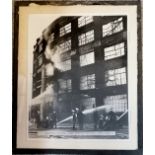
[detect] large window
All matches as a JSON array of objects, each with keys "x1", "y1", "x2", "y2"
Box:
[
  {"x1": 58, "y1": 79, "x2": 72, "y2": 93},
  {"x1": 104, "y1": 42, "x2": 125, "y2": 60},
  {"x1": 104, "y1": 94, "x2": 127, "y2": 112},
  {"x1": 102, "y1": 17, "x2": 123, "y2": 37},
  {"x1": 60, "y1": 39, "x2": 71, "y2": 52},
  {"x1": 61, "y1": 59, "x2": 71, "y2": 71},
  {"x1": 78, "y1": 30, "x2": 94, "y2": 46},
  {"x1": 80, "y1": 51, "x2": 95, "y2": 67},
  {"x1": 105, "y1": 67, "x2": 126, "y2": 86},
  {"x1": 78, "y1": 16, "x2": 93, "y2": 28},
  {"x1": 80, "y1": 74, "x2": 95, "y2": 90},
  {"x1": 60, "y1": 23, "x2": 71, "y2": 37},
  {"x1": 81, "y1": 98, "x2": 96, "y2": 109}
]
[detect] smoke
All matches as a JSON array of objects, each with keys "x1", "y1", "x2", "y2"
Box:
[
  {"x1": 45, "y1": 63, "x2": 55, "y2": 76},
  {"x1": 37, "y1": 42, "x2": 65, "y2": 110},
  {"x1": 44, "y1": 44, "x2": 64, "y2": 75}
]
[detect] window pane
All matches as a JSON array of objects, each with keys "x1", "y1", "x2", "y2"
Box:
[
  {"x1": 105, "y1": 67, "x2": 127, "y2": 86},
  {"x1": 104, "y1": 94, "x2": 127, "y2": 112},
  {"x1": 80, "y1": 74, "x2": 95, "y2": 90},
  {"x1": 58, "y1": 79, "x2": 72, "y2": 93},
  {"x1": 78, "y1": 16, "x2": 93, "y2": 28},
  {"x1": 78, "y1": 30, "x2": 94, "y2": 46},
  {"x1": 60, "y1": 39, "x2": 71, "y2": 52},
  {"x1": 80, "y1": 51, "x2": 95, "y2": 66},
  {"x1": 60, "y1": 23, "x2": 71, "y2": 37},
  {"x1": 102, "y1": 17, "x2": 123, "y2": 37}
]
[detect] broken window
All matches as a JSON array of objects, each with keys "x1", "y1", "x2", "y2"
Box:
[
  {"x1": 80, "y1": 51, "x2": 95, "y2": 67},
  {"x1": 104, "y1": 94, "x2": 127, "y2": 112},
  {"x1": 105, "y1": 67, "x2": 126, "y2": 86},
  {"x1": 80, "y1": 74, "x2": 95, "y2": 90},
  {"x1": 60, "y1": 23, "x2": 71, "y2": 37},
  {"x1": 78, "y1": 30, "x2": 94, "y2": 46},
  {"x1": 102, "y1": 17, "x2": 123, "y2": 37},
  {"x1": 104, "y1": 42, "x2": 125, "y2": 60},
  {"x1": 78, "y1": 16, "x2": 93, "y2": 28}
]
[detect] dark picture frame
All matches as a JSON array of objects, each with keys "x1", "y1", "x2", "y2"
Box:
[{"x1": 12, "y1": 0, "x2": 143, "y2": 154}]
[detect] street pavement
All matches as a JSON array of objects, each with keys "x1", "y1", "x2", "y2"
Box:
[{"x1": 29, "y1": 124, "x2": 128, "y2": 139}]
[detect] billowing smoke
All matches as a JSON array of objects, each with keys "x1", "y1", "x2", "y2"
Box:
[
  {"x1": 44, "y1": 45, "x2": 64, "y2": 76},
  {"x1": 42, "y1": 41, "x2": 65, "y2": 116}
]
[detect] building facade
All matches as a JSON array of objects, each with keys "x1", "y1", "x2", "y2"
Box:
[{"x1": 31, "y1": 16, "x2": 128, "y2": 127}]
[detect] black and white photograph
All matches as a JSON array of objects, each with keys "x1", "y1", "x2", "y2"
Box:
[
  {"x1": 16, "y1": 4, "x2": 139, "y2": 150},
  {"x1": 29, "y1": 15, "x2": 128, "y2": 140}
]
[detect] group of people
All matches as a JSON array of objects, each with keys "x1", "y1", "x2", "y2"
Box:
[
  {"x1": 72, "y1": 107, "x2": 117, "y2": 131},
  {"x1": 33, "y1": 110, "x2": 57, "y2": 129},
  {"x1": 32, "y1": 106, "x2": 117, "y2": 131},
  {"x1": 93, "y1": 109, "x2": 117, "y2": 130},
  {"x1": 44, "y1": 110, "x2": 57, "y2": 129}
]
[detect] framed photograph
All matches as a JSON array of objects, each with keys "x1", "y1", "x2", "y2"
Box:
[{"x1": 13, "y1": 0, "x2": 142, "y2": 154}]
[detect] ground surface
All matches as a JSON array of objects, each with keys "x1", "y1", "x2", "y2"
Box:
[{"x1": 29, "y1": 124, "x2": 128, "y2": 139}]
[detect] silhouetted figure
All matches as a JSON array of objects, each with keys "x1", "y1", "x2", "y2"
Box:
[
  {"x1": 77, "y1": 109, "x2": 84, "y2": 130},
  {"x1": 35, "y1": 111, "x2": 41, "y2": 129},
  {"x1": 49, "y1": 113, "x2": 53, "y2": 128},
  {"x1": 52, "y1": 111, "x2": 57, "y2": 128},
  {"x1": 45, "y1": 116, "x2": 49, "y2": 128},
  {"x1": 93, "y1": 105, "x2": 98, "y2": 130},
  {"x1": 72, "y1": 109, "x2": 77, "y2": 130},
  {"x1": 105, "y1": 109, "x2": 117, "y2": 130},
  {"x1": 98, "y1": 114, "x2": 104, "y2": 129}
]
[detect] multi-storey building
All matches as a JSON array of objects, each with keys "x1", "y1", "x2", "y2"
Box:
[{"x1": 31, "y1": 16, "x2": 128, "y2": 127}]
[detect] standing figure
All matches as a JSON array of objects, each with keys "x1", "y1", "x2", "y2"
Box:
[
  {"x1": 52, "y1": 110, "x2": 57, "y2": 128},
  {"x1": 35, "y1": 110, "x2": 41, "y2": 129},
  {"x1": 49, "y1": 113, "x2": 53, "y2": 128},
  {"x1": 72, "y1": 109, "x2": 77, "y2": 130},
  {"x1": 93, "y1": 105, "x2": 98, "y2": 130},
  {"x1": 98, "y1": 114, "x2": 104, "y2": 129},
  {"x1": 105, "y1": 109, "x2": 117, "y2": 130},
  {"x1": 77, "y1": 109, "x2": 84, "y2": 130},
  {"x1": 45, "y1": 116, "x2": 49, "y2": 128}
]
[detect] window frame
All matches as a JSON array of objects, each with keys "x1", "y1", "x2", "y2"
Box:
[
  {"x1": 105, "y1": 67, "x2": 127, "y2": 87},
  {"x1": 59, "y1": 23, "x2": 71, "y2": 37},
  {"x1": 58, "y1": 79, "x2": 72, "y2": 93},
  {"x1": 78, "y1": 30, "x2": 94, "y2": 46},
  {"x1": 102, "y1": 17, "x2": 124, "y2": 38},
  {"x1": 104, "y1": 94, "x2": 128, "y2": 112},
  {"x1": 104, "y1": 42, "x2": 125, "y2": 60},
  {"x1": 80, "y1": 50, "x2": 95, "y2": 67},
  {"x1": 78, "y1": 16, "x2": 93, "y2": 28},
  {"x1": 80, "y1": 74, "x2": 96, "y2": 90},
  {"x1": 59, "y1": 39, "x2": 71, "y2": 53}
]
